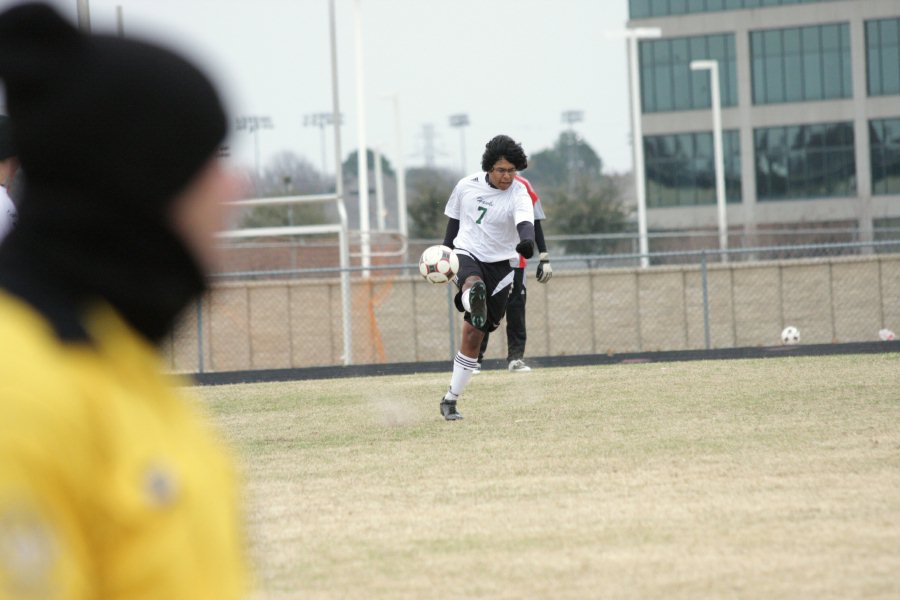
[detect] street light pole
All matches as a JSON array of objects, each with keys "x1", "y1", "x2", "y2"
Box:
[
  {"x1": 353, "y1": 0, "x2": 371, "y2": 276},
  {"x1": 235, "y1": 115, "x2": 274, "y2": 183},
  {"x1": 304, "y1": 112, "x2": 342, "y2": 189},
  {"x1": 390, "y1": 95, "x2": 408, "y2": 242},
  {"x1": 613, "y1": 27, "x2": 662, "y2": 268},
  {"x1": 380, "y1": 92, "x2": 409, "y2": 266},
  {"x1": 374, "y1": 145, "x2": 385, "y2": 231},
  {"x1": 449, "y1": 113, "x2": 469, "y2": 175},
  {"x1": 561, "y1": 110, "x2": 584, "y2": 194},
  {"x1": 691, "y1": 59, "x2": 728, "y2": 261},
  {"x1": 328, "y1": 0, "x2": 353, "y2": 366},
  {"x1": 561, "y1": 110, "x2": 583, "y2": 131}
]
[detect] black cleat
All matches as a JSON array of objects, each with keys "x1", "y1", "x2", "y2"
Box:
[
  {"x1": 469, "y1": 281, "x2": 487, "y2": 330},
  {"x1": 440, "y1": 398, "x2": 463, "y2": 421}
]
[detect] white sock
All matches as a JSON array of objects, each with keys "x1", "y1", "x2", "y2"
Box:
[
  {"x1": 446, "y1": 351, "x2": 478, "y2": 399},
  {"x1": 461, "y1": 289, "x2": 472, "y2": 312}
]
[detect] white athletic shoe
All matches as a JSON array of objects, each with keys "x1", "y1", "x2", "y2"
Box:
[
  {"x1": 508, "y1": 359, "x2": 531, "y2": 373},
  {"x1": 472, "y1": 363, "x2": 482, "y2": 375}
]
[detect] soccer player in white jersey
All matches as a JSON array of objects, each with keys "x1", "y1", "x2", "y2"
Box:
[
  {"x1": 476, "y1": 174, "x2": 551, "y2": 374},
  {"x1": 439, "y1": 135, "x2": 535, "y2": 420}
]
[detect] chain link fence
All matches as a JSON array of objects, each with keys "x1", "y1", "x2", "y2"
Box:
[{"x1": 163, "y1": 238, "x2": 900, "y2": 373}]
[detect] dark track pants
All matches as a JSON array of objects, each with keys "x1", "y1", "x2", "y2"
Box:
[{"x1": 478, "y1": 267, "x2": 526, "y2": 363}]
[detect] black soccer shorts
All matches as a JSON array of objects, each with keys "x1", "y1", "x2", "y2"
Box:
[{"x1": 453, "y1": 250, "x2": 515, "y2": 333}]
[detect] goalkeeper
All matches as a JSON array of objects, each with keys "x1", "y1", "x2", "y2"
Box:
[
  {"x1": 439, "y1": 135, "x2": 535, "y2": 420},
  {"x1": 476, "y1": 173, "x2": 551, "y2": 373}
]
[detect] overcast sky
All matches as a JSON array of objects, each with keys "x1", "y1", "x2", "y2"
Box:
[{"x1": 5, "y1": 0, "x2": 634, "y2": 178}]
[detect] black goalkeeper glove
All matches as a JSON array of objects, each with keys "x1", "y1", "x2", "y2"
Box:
[
  {"x1": 515, "y1": 239, "x2": 535, "y2": 259},
  {"x1": 536, "y1": 252, "x2": 552, "y2": 283}
]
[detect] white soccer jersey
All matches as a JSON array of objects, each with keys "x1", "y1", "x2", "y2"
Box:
[
  {"x1": 444, "y1": 173, "x2": 534, "y2": 263},
  {"x1": 533, "y1": 197, "x2": 546, "y2": 220}
]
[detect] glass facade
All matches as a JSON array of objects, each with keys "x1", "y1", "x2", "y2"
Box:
[
  {"x1": 640, "y1": 34, "x2": 737, "y2": 113},
  {"x1": 644, "y1": 130, "x2": 742, "y2": 208},
  {"x1": 630, "y1": 0, "x2": 837, "y2": 20},
  {"x1": 754, "y1": 122, "x2": 855, "y2": 201},
  {"x1": 750, "y1": 23, "x2": 852, "y2": 104},
  {"x1": 870, "y1": 118, "x2": 900, "y2": 195},
  {"x1": 866, "y1": 18, "x2": 900, "y2": 96}
]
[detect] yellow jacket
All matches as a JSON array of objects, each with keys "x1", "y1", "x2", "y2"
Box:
[{"x1": 0, "y1": 292, "x2": 246, "y2": 599}]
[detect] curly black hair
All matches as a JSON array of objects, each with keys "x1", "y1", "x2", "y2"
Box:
[{"x1": 481, "y1": 134, "x2": 527, "y2": 172}]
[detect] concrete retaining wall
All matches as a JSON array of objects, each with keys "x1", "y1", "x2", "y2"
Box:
[{"x1": 164, "y1": 253, "x2": 900, "y2": 372}]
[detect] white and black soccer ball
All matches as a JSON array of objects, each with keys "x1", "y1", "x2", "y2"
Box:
[
  {"x1": 781, "y1": 325, "x2": 800, "y2": 345},
  {"x1": 418, "y1": 245, "x2": 459, "y2": 284}
]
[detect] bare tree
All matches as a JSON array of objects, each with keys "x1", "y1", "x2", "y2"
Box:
[
  {"x1": 405, "y1": 166, "x2": 458, "y2": 240},
  {"x1": 240, "y1": 151, "x2": 330, "y2": 228}
]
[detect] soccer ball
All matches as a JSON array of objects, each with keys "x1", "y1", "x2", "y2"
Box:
[
  {"x1": 781, "y1": 326, "x2": 800, "y2": 345},
  {"x1": 418, "y1": 245, "x2": 459, "y2": 284},
  {"x1": 879, "y1": 328, "x2": 895, "y2": 341}
]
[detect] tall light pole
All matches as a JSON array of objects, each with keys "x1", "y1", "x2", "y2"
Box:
[
  {"x1": 690, "y1": 59, "x2": 728, "y2": 261},
  {"x1": 235, "y1": 115, "x2": 274, "y2": 182},
  {"x1": 449, "y1": 113, "x2": 470, "y2": 175},
  {"x1": 611, "y1": 27, "x2": 662, "y2": 268},
  {"x1": 304, "y1": 111, "x2": 343, "y2": 189},
  {"x1": 420, "y1": 123, "x2": 438, "y2": 168},
  {"x1": 384, "y1": 94, "x2": 408, "y2": 243},
  {"x1": 561, "y1": 110, "x2": 584, "y2": 130},
  {"x1": 561, "y1": 110, "x2": 584, "y2": 193},
  {"x1": 373, "y1": 144, "x2": 385, "y2": 231},
  {"x1": 329, "y1": 0, "x2": 352, "y2": 365},
  {"x1": 353, "y1": 0, "x2": 371, "y2": 275}
]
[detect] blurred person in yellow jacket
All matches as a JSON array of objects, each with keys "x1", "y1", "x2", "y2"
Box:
[{"x1": 0, "y1": 4, "x2": 247, "y2": 598}]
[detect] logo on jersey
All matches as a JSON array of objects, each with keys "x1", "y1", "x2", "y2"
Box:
[
  {"x1": 475, "y1": 196, "x2": 494, "y2": 207},
  {"x1": 144, "y1": 463, "x2": 179, "y2": 508}
]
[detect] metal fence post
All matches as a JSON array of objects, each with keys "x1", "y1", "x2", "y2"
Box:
[
  {"x1": 447, "y1": 283, "x2": 457, "y2": 360},
  {"x1": 701, "y1": 251, "x2": 711, "y2": 350}
]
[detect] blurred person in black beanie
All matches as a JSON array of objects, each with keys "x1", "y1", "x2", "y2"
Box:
[
  {"x1": 0, "y1": 3, "x2": 248, "y2": 598},
  {"x1": 0, "y1": 2, "x2": 231, "y2": 341}
]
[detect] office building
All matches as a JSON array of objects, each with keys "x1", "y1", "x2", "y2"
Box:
[{"x1": 627, "y1": 0, "x2": 900, "y2": 241}]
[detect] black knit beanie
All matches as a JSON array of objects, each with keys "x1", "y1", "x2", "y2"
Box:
[
  {"x1": 0, "y1": 3, "x2": 228, "y2": 344},
  {"x1": 0, "y1": 3, "x2": 226, "y2": 208}
]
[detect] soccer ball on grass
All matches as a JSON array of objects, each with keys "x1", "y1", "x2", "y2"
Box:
[
  {"x1": 781, "y1": 326, "x2": 800, "y2": 345},
  {"x1": 418, "y1": 245, "x2": 459, "y2": 284}
]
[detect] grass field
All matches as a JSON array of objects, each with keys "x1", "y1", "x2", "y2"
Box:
[{"x1": 197, "y1": 354, "x2": 900, "y2": 599}]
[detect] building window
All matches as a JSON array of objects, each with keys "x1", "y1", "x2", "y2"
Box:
[
  {"x1": 754, "y1": 122, "x2": 856, "y2": 201},
  {"x1": 640, "y1": 34, "x2": 737, "y2": 113},
  {"x1": 750, "y1": 23, "x2": 852, "y2": 104},
  {"x1": 630, "y1": 0, "x2": 838, "y2": 20},
  {"x1": 866, "y1": 18, "x2": 900, "y2": 97},
  {"x1": 870, "y1": 118, "x2": 900, "y2": 195},
  {"x1": 644, "y1": 130, "x2": 741, "y2": 208}
]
